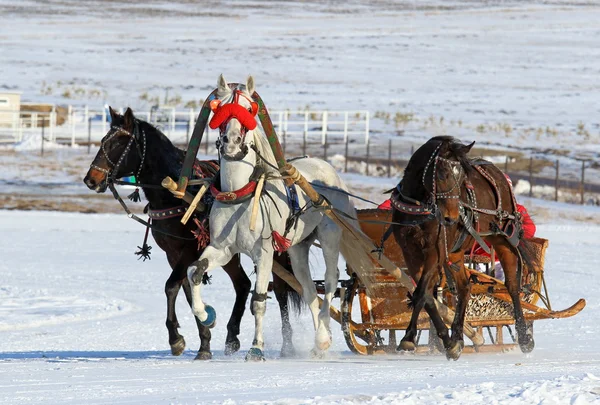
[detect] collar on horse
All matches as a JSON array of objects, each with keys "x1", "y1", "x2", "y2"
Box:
[{"x1": 209, "y1": 166, "x2": 264, "y2": 204}]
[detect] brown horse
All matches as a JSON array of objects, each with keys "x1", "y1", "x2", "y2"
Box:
[
  {"x1": 391, "y1": 136, "x2": 538, "y2": 360},
  {"x1": 83, "y1": 107, "x2": 301, "y2": 359}
]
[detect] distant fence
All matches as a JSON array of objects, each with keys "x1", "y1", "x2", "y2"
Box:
[
  {"x1": 0, "y1": 106, "x2": 370, "y2": 146},
  {"x1": 285, "y1": 137, "x2": 600, "y2": 206},
  {"x1": 3, "y1": 106, "x2": 598, "y2": 206}
]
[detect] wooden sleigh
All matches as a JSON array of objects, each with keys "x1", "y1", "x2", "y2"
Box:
[
  {"x1": 335, "y1": 209, "x2": 586, "y2": 355},
  {"x1": 169, "y1": 83, "x2": 585, "y2": 356}
]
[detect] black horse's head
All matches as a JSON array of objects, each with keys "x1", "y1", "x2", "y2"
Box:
[
  {"x1": 84, "y1": 107, "x2": 145, "y2": 192},
  {"x1": 402, "y1": 136, "x2": 474, "y2": 225}
]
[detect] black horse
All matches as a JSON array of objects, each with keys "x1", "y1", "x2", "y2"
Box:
[
  {"x1": 391, "y1": 136, "x2": 539, "y2": 360},
  {"x1": 83, "y1": 107, "x2": 300, "y2": 359}
]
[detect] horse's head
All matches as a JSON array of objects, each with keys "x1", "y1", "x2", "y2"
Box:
[
  {"x1": 403, "y1": 136, "x2": 474, "y2": 225},
  {"x1": 83, "y1": 107, "x2": 146, "y2": 192},
  {"x1": 209, "y1": 74, "x2": 258, "y2": 161}
]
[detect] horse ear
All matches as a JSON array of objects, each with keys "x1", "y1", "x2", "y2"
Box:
[
  {"x1": 217, "y1": 74, "x2": 229, "y2": 97},
  {"x1": 123, "y1": 107, "x2": 135, "y2": 132},
  {"x1": 463, "y1": 141, "x2": 475, "y2": 154},
  {"x1": 246, "y1": 75, "x2": 255, "y2": 95},
  {"x1": 109, "y1": 106, "x2": 119, "y2": 121}
]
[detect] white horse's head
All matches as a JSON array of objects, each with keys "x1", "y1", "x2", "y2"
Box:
[{"x1": 210, "y1": 74, "x2": 258, "y2": 161}]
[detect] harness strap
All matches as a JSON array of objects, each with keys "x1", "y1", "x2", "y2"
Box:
[
  {"x1": 148, "y1": 205, "x2": 188, "y2": 220},
  {"x1": 108, "y1": 182, "x2": 196, "y2": 241}
]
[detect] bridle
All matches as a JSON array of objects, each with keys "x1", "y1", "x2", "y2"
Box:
[
  {"x1": 210, "y1": 89, "x2": 258, "y2": 161},
  {"x1": 90, "y1": 120, "x2": 147, "y2": 182},
  {"x1": 393, "y1": 143, "x2": 465, "y2": 221}
]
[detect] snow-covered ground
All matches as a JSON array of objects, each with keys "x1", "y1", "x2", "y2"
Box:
[{"x1": 0, "y1": 202, "x2": 599, "y2": 404}]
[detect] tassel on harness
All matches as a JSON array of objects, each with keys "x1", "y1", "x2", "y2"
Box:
[
  {"x1": 271, "y1": 231, "x2": 292, "y2": 253},
  {"x1": 128, "y1": 188, "x2": 142, "y2": 203},
  {"x1": 192, "y1": 217, "x2": 210, "y2": 250},
  {"x1": 135, "y1": 218, "x2": 152, "y2": 261}
]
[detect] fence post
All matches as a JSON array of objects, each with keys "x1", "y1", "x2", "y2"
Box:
[
  {"x1": 322, "y1": 111, "x2": 328, "y2": 146},
  {"x1": 344, "y1": 135, "x2": 349, "y2": 173},
  {"x1": 343, "y1": 111, "x2": 348, "y2": 144},
  {"x1": 528, "y1": 157, "x2": 533, "y2": 198},
  {"x1": 40, "y1": 120, "x2": 45, "y2": 157},
  {"x1": 102, "y1": 107, "x2": 107, "y2": 135},
  {"x1": 366, "y1": 138, "x2": 370, "y2": 176},
  {"x1": 87, "y1": 117, "x2": 92, "y2": 154},
  {"x1": 187, "y1": 108, "x2": 194, "y2": 145},
  {"x1": 387, "y1": 139, "x2": 392, "y2": 178},
  {"x1": 364, "y1": 111, "x2": 370, "y2": 145},
  {"x1": 554, "y1": 160, "x2": 559, "y2": 202},
  {"x1": 323, "y1": 132, "x2": 327, "y2": 161},
  {"x1": 70, "y1": 105, "x2": 76, "y2": 147},
  {"x1": 581, "y1": 160, "x2": 586, "y2": 205},
  {"x1": 504, "y1": 156, "x2": 509, "y2": 173},
  {"x1": 49, "y1": 109, "x2": 55, "y2": 142},
  {"x1": 303, "y1": 111, "x2": 308, "y2": 156},
  {"x1": 283, "y1": 111, "x2": 288, "y2": 156}
]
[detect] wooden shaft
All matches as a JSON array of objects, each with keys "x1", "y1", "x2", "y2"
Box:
[
  {"x1": 281, "y1": 163, "x2": 324, "y2": 205},
  {"x1": 181, "y1": 184, "x2": 208, "y2": 225},
  {"x1": 250, "y1": 175, "x2": 265, "y2": 231},
  {"x1": 161, "y1": 176, "x2": 206, "y2": 212}
]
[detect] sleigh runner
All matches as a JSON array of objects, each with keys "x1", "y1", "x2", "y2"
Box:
[{"x1": 166, "y1": 78, "x2": 584, "y2": 358}]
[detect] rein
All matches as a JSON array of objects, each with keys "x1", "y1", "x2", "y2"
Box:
[{"x1": 107, "y1": 181, "x2": 195, "y2": 241}]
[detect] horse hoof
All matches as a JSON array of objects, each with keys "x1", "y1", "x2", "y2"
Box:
[
  {"x1": 280, "y1": 345, "x2": 296, "y2": 359},
  {"x1": 170, "y1": 337, "x2": 186, "y2": 356},
  {"x1": 445, "y1": 340, "x2": 464, "y2": 361},
  {"x1": 224, "y1": 339, "x2": 241, "y2": 356},
  {"x1": 310, "y1": 348, "x2": 326, "y2": 359},
  {"x1": 245, "y1": 348, "x2": 266, "y2": 362},
  {"x1": 519, "y1": 335, "x2": 535, "y2": 353},
  {"x1": 199, "y1": 305, "x2": 217, "y2": 328},
  {"x1": 194, "y1": 351, "x2": 212, "y2": 361},
  {"x1": 397, "y1": 339, "x2": 416, "y2": 352}
]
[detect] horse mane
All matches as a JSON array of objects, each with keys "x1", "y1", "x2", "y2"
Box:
[
  {"x1": 252, "y1": 127, "x2": 279, "y2": 175},
  {"x1": 135, "y1": 118, "x2": 185, "y2": 177},
  {"x1": 431, "y1": 135, "x2": 473, "y2": 173}
]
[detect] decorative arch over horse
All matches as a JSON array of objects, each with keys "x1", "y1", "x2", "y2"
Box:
[{"x1": 391, "y1": 136, "x2": 539, "y2": 360}]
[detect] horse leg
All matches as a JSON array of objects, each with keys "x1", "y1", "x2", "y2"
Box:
[
  {"x1": 445, "y1": 253, "x2": 470, "y2": 361},
  {"x1": 494, "y1": 240, "x2": 534, "y2": 353},
  {"x1": 221, "y1": 254, "x2": 252, "y2": 356},
  {"x1": 398, "y1": 271, "x2": 429, "y2": 352},
  {"x1": 246, "y1": 249, "x2": 275, "y2": 362},
  {"x1": 272, "y1": 255, "x2": 296, "y2": 358},
  {"x1": 399, "y1": 265, "x2": 451, "y2": 352},
  {"x1": 164, "y1": 269, "x2": 186, "y2": 356},
  {"x1": 287, "y1": 238, "x2": 322, "y2": 352},
  {"x1": 315, "y1": 222, "x2": 342, "y2": 353},
  {"x1": 181, "y1": 277, "x2": 213, "y2": 360},
  {"x1": 187, "y1": 245, "x2": 234, "y2": 326}
]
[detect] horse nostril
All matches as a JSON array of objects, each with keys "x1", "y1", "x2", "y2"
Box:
[
  {"x1": 84, "y1": 176, "x2": 97, "y2": 189},
  {"x1": 234, "y1": 137, "x2": 242, "y2": 145},
  {"x1": 222, "y1": 135, "x2": 229, "y2": 143},
  {"x1": 444, "y1": 216, "x2": 456, "y2": 225}
]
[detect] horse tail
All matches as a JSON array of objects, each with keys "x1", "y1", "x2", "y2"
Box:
[
  {"x1": 273, "y1": 255, "x2": 304, "y2": 316},
  {"x1": 286, "y1": 279, "x2": 304, "y2": 316},
  {"x1": 516, "y1": 237, "x2": 543, "y2": 277}
]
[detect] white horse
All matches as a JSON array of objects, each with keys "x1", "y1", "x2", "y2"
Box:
[{"x1": 187, "y1": 74, "x2": 356, "y2": 360}]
